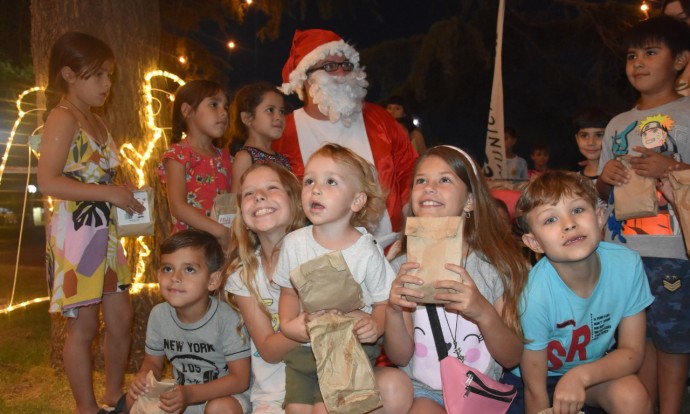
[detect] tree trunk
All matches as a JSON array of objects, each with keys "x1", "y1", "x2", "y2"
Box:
[{"x1": 31, "y1": 0, "x2": 165, "y2": 373}]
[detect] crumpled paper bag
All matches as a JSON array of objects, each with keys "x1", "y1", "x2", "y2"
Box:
[
  {"x1": 308, "y1": 313, "x2": 381, "y2": 414},
  {"x1": 289, "y1": 251, "x2": 364, "y2": 313},
  {"x1": 669, "y1": 170, "x2": 690, "y2": 256},
  {"x1": 211, "y1": 192, "x2": 237, "y2": 228},
  {"x1": 613, "y1": 155, "x2": 658, "y2": 220},
  {"x1": 131, "y1": 370, "x2": 176, "y2": 414},
  {"x1": 405, "y1": 216, "x2": 464, "y2": 304}
]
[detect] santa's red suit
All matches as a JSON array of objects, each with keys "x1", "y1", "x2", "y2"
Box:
[{"x1": 274, "y1": 103, "x2": 417, "y2": 234}]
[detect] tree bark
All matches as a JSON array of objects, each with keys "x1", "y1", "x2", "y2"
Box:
[{"x1": 30, "y1": 0, "x2": 164, "y2": 372}]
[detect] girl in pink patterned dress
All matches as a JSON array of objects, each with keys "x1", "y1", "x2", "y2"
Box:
[{"x1": 158, "y1": 80, "x2": 233, "y2": 250}]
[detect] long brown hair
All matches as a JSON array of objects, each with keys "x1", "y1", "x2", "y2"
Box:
[
  {"x1": 228, "y1": 82, "x2": 284, "y2": 155},
  {"x1": 224, "y1": 163, "x2": 306, "y2": 322},
  {"x1": 410, "y1": 146, "x2": 529, "y2": 337},
  {"x1": 171, "y1": 79, "x2": 227, "y2": 145},
  {"x1": 44, "y1": 32, "x2": 114, "y2": 121}
]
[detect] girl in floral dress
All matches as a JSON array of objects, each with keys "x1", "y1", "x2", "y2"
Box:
[
  {"x1": 38, "y1": 32, "x2": 145, "y2": 414},
  {"x1": 158, "y1": 80, "x2": 233, "y2": 250}
]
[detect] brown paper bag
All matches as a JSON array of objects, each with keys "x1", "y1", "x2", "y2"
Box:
[
  {"x1": 131, "y1": 370, "x2": 176, "y2": 414},
  {"x1": 115, "y1": 187, "x2": 155, "y2": 237},
  {"x1": 669, "y1": 170, "x2": 690, "y2": 256},
  {"x1": 308, "y1": 313, "x2": 382, "y2": 414},
  {"x1": 537, "y1": 409, "x2": 583, "y2": 414},
  {"x1": 613, "y1": 156, "x2": 658, "y2": 220},
  {"x1": 289, "y1": 251, "x2": 364, "y2": 313},
  {"x1": 210, "y1": 192, "x2": 237, "y2": 228},
  {"x1": 404, "y1": 216, "x2": 464, "y2": 304}
]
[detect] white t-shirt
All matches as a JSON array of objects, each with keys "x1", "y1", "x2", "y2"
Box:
[
  {"x1": 274, "y1": 226, "x2": 394, "y2": 314},
  {"x1": 292, "y1": 109, "x2": 395, "y2": 247},
  {"x1": 225, "y1": 254, "x2": 285, "y2": 410},
  {"x1": 391, "y1": 252, "x2": 505, "y2": 387}
]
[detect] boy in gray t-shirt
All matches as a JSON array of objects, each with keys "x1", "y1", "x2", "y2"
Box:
[
  {"x1": 125, "y1": 230, "x2": 251, "y2": 414},
  {"x1": 596, "y1": 15, "x2": 690, "y2": 414}
]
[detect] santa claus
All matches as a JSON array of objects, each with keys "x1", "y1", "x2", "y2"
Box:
[{"x1": 274, "y1": 29, "x2": 418, "y2": 247}]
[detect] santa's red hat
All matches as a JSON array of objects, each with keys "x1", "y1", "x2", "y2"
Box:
[{"x1": 280, "y1": 29, "x2": 359, "y2": 99}]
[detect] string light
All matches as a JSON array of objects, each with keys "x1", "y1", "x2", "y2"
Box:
[
  {"x1": 1, "y1": 70, "x2": 184, "y2": 314},
  {"x1": 0, "y1": 86, "x2": 45, "y2": 185},
  {"x1": 119, "y1": 70, "x2": 184, "y2": 289},
  {"x1": 227, "y1": 41, "x2": 236, "y2": 50},
  {"x1": 641, "y1": 1, "x2": 649, "y2": 12},
  {"x1": 178, "y1": 56, "x2": 187, "y2": 64},
  {"x1": 0, "y1": 297, "x2": 50, "y2": 315}
]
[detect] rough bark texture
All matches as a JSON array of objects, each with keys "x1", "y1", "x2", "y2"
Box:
[{"x1": 30, "y1": 0, "x2": 165, "y2": 372}]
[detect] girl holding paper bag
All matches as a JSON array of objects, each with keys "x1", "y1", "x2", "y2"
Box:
[
  {"x1": 384, "y1": 146, "x2": 529, "y2": 413},
  {"x1": 273, "y1": 144, "x2": 412, "y2": 414}
]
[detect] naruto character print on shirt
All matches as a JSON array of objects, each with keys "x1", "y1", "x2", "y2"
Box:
[
  {"x1": 609, "y1": 113, "x2": 689, "y2": 237},
  {"x1": 612, "y1": 114, "x2": 680, "y2": 160}
]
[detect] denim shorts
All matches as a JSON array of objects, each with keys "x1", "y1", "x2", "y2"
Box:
[
  {"x1": 642, "y1": 257, "x2": 690, "y2": 353},
  {"x1": 410, "y1": 377, "x2": 444, "y2": 408}
]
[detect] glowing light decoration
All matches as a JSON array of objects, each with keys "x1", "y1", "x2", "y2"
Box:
[
  {"x1": 1, "y1": 70, "x2": 184, "y2": 313},
  {"x1": 119, "y1": 70, "x2": 185, "y2": 290},
  {"x1": 0, "y1": 297, "x2": 50, "y2": 315},
  {"x1": 0, "y1": 86, "x2": 45, "y2": 184}
]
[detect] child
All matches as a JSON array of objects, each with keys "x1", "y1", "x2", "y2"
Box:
[
  {"x1": 572, "y1": 107, "x2": 608, "y2": 181},
  {"x1": 664, "y1": 0, "x2": 690, "y2": 95},
  {"x1": 229, "y1": 82, "x2": 291, "y2": 193},
  {"x1": 505, "y1": 126, "x2": 529, "y2": 180},
  {"x1": 37, "y1": 31, "x2": 145, "y2": 414},
  {"x1": 158, "y1": 80, "x2": 233, "y2": 250},
  {"x1": 509, "y1": 171, "x2": 654, "y2": 414},
  {"x1": 529, "y1": 143, "x2": 550, "y2": 179},
  {"x1": 274, "y1": 143, "x2": 396, "y2": 414},
  {"x1": 126, "y1": 229, "x2": 251, "y2": 414},
  {"x1": 385, "y1": 95, "x2": 427, "y2": 155},
  {"x1": 225, "y1": 163, "x2": 306, "y2": 413},
  {"x1": 385, "y1": 145, "x2": 529, "y2": 413},
  {"x1": 596, "y1": 15, "x2": 690, "y2": 414}
]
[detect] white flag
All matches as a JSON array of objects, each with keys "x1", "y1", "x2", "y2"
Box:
[{"x1": 483, "y1": 0, "x2": 506, "y2": 179}]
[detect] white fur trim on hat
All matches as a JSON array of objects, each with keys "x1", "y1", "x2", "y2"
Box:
[{"x1": 280, "y1": 40, "x2": 359, "y2": 100}]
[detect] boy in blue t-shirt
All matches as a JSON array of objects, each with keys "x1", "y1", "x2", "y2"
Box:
[
  {"x1": 596, "y1": 15, "x2": 690, "y2": 414},
  {"x1": 507, "y1": 171, "x2": 653, "y2": 414}
]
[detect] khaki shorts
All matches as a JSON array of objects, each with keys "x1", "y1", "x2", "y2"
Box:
[{"x1": 283, "y1": 344, "x2": 381, "y2": 407}]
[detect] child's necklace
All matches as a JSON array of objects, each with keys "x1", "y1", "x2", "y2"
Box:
[
  {"x1": 63, "y1": 98, "x2": 106, "y2": 147},
  {"x1": 442, "y1": 247, "x2": 470, "y2": 361}
]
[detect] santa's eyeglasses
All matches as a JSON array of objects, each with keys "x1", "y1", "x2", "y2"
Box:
[{"x1": 306, "y1": 61, "x2": 355, "y2": 76}]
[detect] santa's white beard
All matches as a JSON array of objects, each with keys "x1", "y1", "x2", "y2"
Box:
[{"x1": 307, "y1": 68, "x2": 368, "y2": 127}]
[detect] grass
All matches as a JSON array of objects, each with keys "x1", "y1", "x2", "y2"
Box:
[
  {"x1": 0, "y1": 302, "x2": 74, "y2": 413},
  {"x1": 0, "y1": 247, "x2": 123, "y2": 414},
  {"x1": 0, "y1": 294, "x2": 137, "y2": 414}
]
